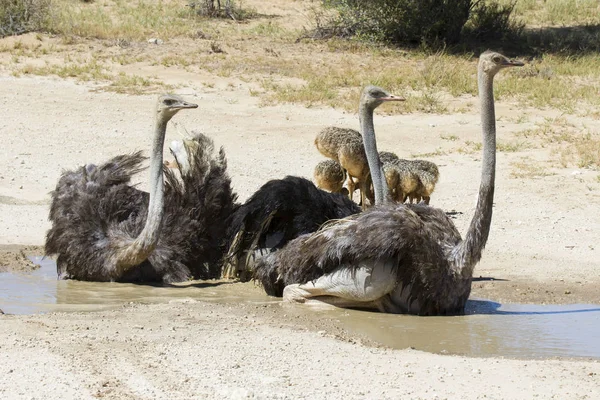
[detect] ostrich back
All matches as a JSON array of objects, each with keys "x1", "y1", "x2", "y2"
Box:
[
  {"x1": 315, "y1": 127, "x2": 362, "y2": 160},
  {"x1": 313, "y1": 159, "x2": 346, "y2": 193},
  {"x1": 224, "y1": 176, "x2": 361, "y2": 279},
  {"x1": 254, "y1": 203, "x2": 472, "y2": 315},
  {"x1": 411, "y1": 159, "x2": 440, "y2": 194},
  {"x1": 45, "y1": 133, "x2": 237, "y2": 283}
]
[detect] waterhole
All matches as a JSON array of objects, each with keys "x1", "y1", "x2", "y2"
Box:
[{"x1": 1, "y1": 258, "x2": 599, "y2": 359}]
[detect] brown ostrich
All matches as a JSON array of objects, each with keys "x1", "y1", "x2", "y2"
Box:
[
  {"x1": 314, "y1": 127, "x2": 373, "y2": 208},
  {"x1": 313, "y1": 159, "x2": 349, "y2": 196}
]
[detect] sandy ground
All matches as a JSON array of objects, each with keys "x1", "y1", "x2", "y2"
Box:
[{"x1": 0, "y1": 43, "x2": 599, "y2": 398}]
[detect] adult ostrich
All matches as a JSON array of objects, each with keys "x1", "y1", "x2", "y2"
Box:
[
  {"x1": 45, "y1": 94, "x2": 237, "y2": 283},
  {"x1": 222, "y1": 87, "x2": 402, "y2": 279},
  {"x1": 222, "y1": 176, "x2": 360, "y2": 280},
  {"x1": 254, "y1": 52, "x2": 523, "y2": 315}
]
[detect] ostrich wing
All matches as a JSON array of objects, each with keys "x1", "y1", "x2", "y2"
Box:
[
  {"x1": 254, "y1": 204, "x2": 462, "y2": 302},
  {"x1": 224, "y1": 176, "x2": 360, "y2": 279}
]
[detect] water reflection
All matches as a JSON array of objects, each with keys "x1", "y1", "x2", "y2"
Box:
[
  {"x1": 327, "y1": 300, "x2": 600, "y2": 359},
  {"x1": 1, "y1": 259, "x2": 599, "y2": 359}
]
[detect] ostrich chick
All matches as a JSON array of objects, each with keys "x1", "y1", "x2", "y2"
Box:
[{"x1": 313, "y1": 159, "x2": 349, "y2": 196}]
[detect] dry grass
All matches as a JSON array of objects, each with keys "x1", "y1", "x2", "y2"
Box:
[
  {"x1": 458, "y1": 140, "x2": 482, "y2": 154},
  {"x1": 412, "y1": 148, "x2": 447, "y2": 158},
  {"x1": 498, "y1": 0, "x2": 600, "y2": 26},
  {"x1": 1, "y1": 0, "x2": 600, "y2": 117},
  {"x1": 47, "y1": 0, "x2": 203, "y2": 41},
  {"x1": 510, "y1": 159, "x2": 555, "y2": 179},
  {"x1": 558, "y1": 133, "x2": 600, "y2": 170},
  {"x1": 455, "y1": 139, "x2": 529, "y2": 155},
  {"x1": 515, "y1": 116, "x2": 600, "y2": 170}
]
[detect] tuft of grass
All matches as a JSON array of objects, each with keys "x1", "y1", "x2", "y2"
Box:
[
  {"x1": 105, "y1": 72, "x2": 172, "y2": 94},
  {"x1": 558, "y1": 133, "x2": 600, "y2": 170},
  {"x1": 244, "y1": 21, "x2": 287, "y2": 38},
  {"x1": 13, "y1": 58, "x2": 108, "y2": 80},
  {"x1": 510, "y1": 160, "x2": 555, "y2": 179},
  {"x1": 458, "y1": 140, "x2": 482, "y2": 154},
  {"x1": 516, "y1": 116, "x2": 599, "y2": 170},
  {"x1": 441, "y1": 134, "x2": 459, "y2": 141},
  {"x1": 497, "y1": 140, "x2": 529, "y2": 152},
  {"x1": 515, "y1": 116, "x2": 578, "y2": 144},
  {"x1": 159, "y1": 54, "x2": 192, "y2": 68},
  {"x1": 412, "y1": 148, "x2": 447, "y2": 158},
  {"x1": 47, "y1": 0, "x2": 202, "y2": 41},
  {"x1": 499, "y1": 0, "x2": 600, "y2": 26}
]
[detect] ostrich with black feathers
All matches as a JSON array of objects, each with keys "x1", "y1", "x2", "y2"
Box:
[
  {"x1": 222, "y1": 86, "x2": 404, "y2": 280},
  {"x1": 222, "y1": 176, "x2": 359, "y2": 280},
  {"x1": 45, "y1": 94, "x2": 237, "y2": 283}
]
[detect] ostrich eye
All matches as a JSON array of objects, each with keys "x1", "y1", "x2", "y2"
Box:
[
  {"x1": 163, "y1": 99, "x2": 176, "y2": 106},
  {"x1": 492, "y1": 56, "x2": 502, "y2": 63}
]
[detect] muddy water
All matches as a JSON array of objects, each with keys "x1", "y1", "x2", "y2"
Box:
[{"x1": 1, "y1": 259, "x2": 600, "y2": 359}]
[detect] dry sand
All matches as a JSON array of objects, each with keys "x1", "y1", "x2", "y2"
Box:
[{"x1": 0, "y1": 61, "x2": 599, "y2": 398}]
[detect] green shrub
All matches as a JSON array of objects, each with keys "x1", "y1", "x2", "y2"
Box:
[
  {"x1": 0, "y1": 0, "x2": 51, "y2": 38},
  {"x1": 323, "y1": 0, "x2": 471, "y2": 46},
  {"x1": 187, "y1": 0, "x2": 254, "y2": 21},
  {"x1": 319, "y1": 0, "x2": 520, "y2": 48},
  {"x1": 464, "y1": 0, "x2": 523, "y2": 42}
]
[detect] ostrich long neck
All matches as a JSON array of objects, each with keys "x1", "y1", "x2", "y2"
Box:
[
  {"x1": 453, "y1": 68, "x2": 496, "y2": 276},
  {"x1": 117, "y1": 116, "x2": 168, "y2": 268},
  {"x1": 360, "y1": 104, "x2": 389, "y2": 205}
]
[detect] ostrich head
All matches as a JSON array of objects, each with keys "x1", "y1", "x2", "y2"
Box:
[
  {"x1": 360, "y1": 85, "x2": 405, "y2": 110},
  {"x1": 479, "y1": 51, "x2": 524, "y2": 76},
  {"x1": 156, "y1": 94, "x2": 198, "y2": 120}
]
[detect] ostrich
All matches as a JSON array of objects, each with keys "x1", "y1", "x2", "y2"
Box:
[
  {"x1": 253, "y1": 52, "x2": 524, "y2": 315},
  {"x1": 314, "y1": 127, "x2": 361, "y2": 159},
  {"x1": 223, "y1": 87, "x2": 402, "y2": 280},
  {"x1": 313, "y1": 159, "x2": 349, "y2": 195},
  {"x1": 383, "y1": 158, "x2": 419, "y2": 203},
  {"x1": 45, "y1": 94, "x2": 237, "y2": 283},
  {"x1": 409, "y1": 159, "x2": 440, "y2": 204},
  {"x1": 314, "y1": 127, "x2": 373, "y2": 207},
  {"x1": 379, "y1": 151, "x2": 399, "y2": 164},
  {"x1": 378, "y1": 151, "x2": 438, "y2": 204},
  {"x1": 222, "y1": 176, "x2": 360, "y2": 280}
]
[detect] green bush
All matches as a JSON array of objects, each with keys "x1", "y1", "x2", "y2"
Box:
[
  {"x1": 464, "y1": 0, "x2": 523, "y2": 42},
  {"x1": 187, "y1": 0, "x2": 254, "y2": 21},
  {"x1": 320, "y1": 0, "x2": 519, "y2": 48},
  {"x1": 0, "y1": 0, "x2": 51, "y2": 38}
]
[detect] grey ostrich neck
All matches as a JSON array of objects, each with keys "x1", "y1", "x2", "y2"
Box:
[
  {"x1": 454, "y1": 66, "x2": 496, "y2": 277},
  {"x1": 118, "y1": 116, "x2": 169, "y2": 268},
  {"x1": 360, "y1": 103, "x2": 389, "y2": 205}
]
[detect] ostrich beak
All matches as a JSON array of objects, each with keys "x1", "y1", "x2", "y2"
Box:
[
  {"x1": 382, "y1": 94, "x2": 405, "y2": 102},
  {"x1": 177, "y1": 101, "x2": 199, "y2": 110},
  {"x1": 503, "y1": 59, "x2": 525, "y2": 67}
]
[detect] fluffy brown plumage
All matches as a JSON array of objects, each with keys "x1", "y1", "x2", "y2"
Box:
[
  {"x1": 313, "y1": 159, "x2": 347, "y2": 195},
  {"x1": 315, "y1": 126, "x2": 373, "y2": 207},
  {"x1": 410, "y1": 159, "x2": 440, "y2": 204},
  {"x1": 383, "y1": 158, "x2": 419, "y2": 203},
  {"x1": 314, "y1": 127, "x2": 361, "y2": 160}
]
